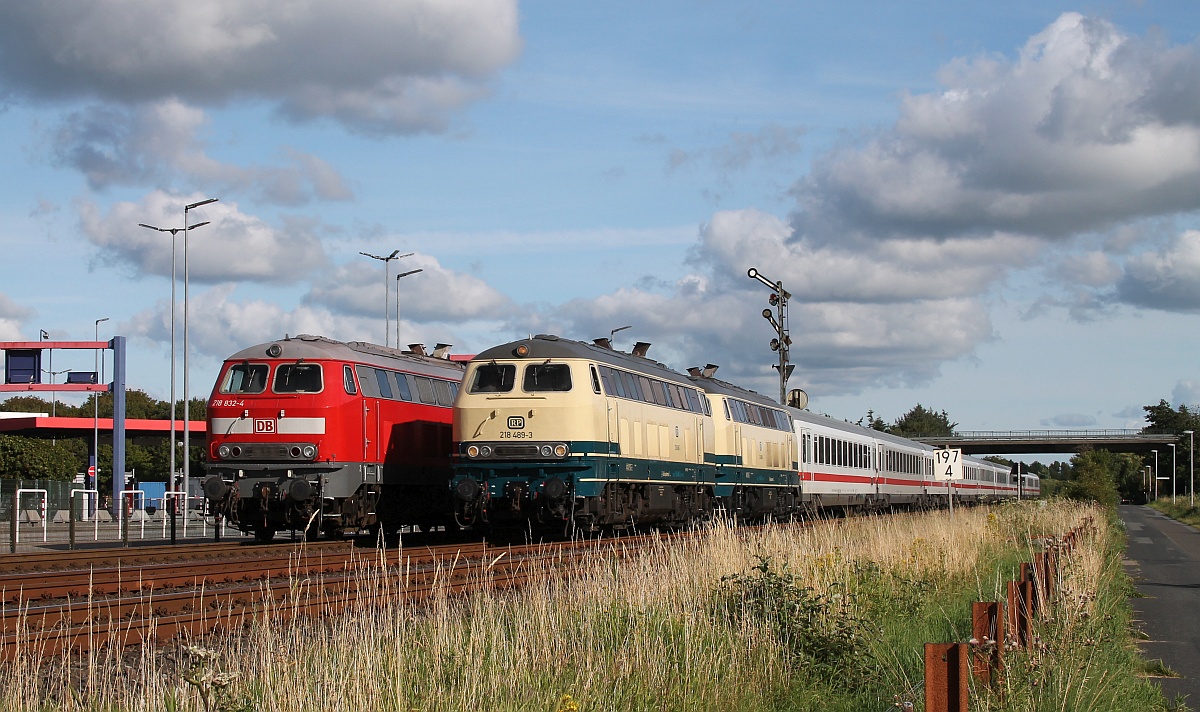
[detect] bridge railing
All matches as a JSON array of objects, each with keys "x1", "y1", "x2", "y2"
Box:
[{"x1": 913, "y1": 429, "x2": 1182, "y2": 441}]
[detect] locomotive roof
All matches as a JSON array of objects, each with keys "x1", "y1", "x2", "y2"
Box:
[
  {"x1": 688, "y1": 375, "x2": 784, "y2": 411},
  {"x1": 471, "y1": 334, "x2": 697, "y2": 387},
  {"x1": 222, "y1": 334, "x2": 465, "y2": 378}
]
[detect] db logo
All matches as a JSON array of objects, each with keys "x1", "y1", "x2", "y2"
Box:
[
  {"x1": 507, "y1": 416, "x2": 525, "y2": 429},
  {"x1": 254, "y1": 419, "x2": 277, "y2": 434}
]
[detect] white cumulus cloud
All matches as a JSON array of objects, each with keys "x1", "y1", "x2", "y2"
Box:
[{"x1": 80, "y1": 191, "x2": 329, "y2": 284}]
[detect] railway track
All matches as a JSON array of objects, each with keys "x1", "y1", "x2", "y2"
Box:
[
  {"x1": 0, "y1": 540, "x2": 353, "y2": 575},
  {"x1": 0, "y1": 531, "x2": 680, "y2": 660}
]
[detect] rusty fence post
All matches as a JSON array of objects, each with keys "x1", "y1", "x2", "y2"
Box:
[
  {"x1": 925, "y1": 642, "x2": 969, "y2": 712},
  {"x1": 1007, "y1": 578, "x2": 1033, "y2": 648},
  {"x1": 1034, "y1": 552, "x2": 1051, "y2": 615},
  {"x1": 1043, "y1": 547, "x2": 1058, "y2": 605},
  {"x1": 1020, "y1": 561, "x2": 1041, "y2": 617},
  {"x1": 971, "y1": 601, "x2": 1004, "y2": 686}
]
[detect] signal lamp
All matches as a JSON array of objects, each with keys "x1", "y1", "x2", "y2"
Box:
[{"x1": 515, "y1": 344, "x2": 530, "y2": 357}]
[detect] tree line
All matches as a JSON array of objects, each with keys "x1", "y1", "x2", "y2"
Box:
[{"x1": 0, "y1": 392, "x2": 208, "y2": 492}]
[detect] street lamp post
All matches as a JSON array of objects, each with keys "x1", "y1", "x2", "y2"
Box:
[
  {"x1": 182, "y1": 198, "x2": 218, "y2": 510},
  {"x1": 746, "y1": 268, "x2": 794, "y2": 405},
  {"x1": 1170, "y1": 443, "x2": 1178, "y2": 504},
  {"x1": 360, "y1": 250, "x2": 412, "y2": 348},
  {"x1": 1153, "y1": 449, "x2": 1159, "y2": 500},
  {"x1": 395, "y1": 268, "x2": 423, "y2": 346},
  {"x1": 1186, "y1": 430, "x2": 1195, "y2": 509},
  {"x1": 609, "y1": 325, "x2": 632, "y2": 348},
  {"x1": 139, "y1": 220, "x2": 210, "y2": 493}
]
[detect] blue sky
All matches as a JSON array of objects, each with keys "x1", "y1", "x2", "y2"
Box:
[{"x1": 1, "y1": 0, "x2": 1199, "y2": 442}]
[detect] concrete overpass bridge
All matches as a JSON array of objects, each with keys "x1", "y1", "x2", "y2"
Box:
[{"x1": 914, "y1": 429, "x2": 1183, "y2": 456}]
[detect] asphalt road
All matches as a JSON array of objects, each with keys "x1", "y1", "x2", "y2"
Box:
[{"x1": 1120, "y1": 504, "x2": 1200, "y2": 708}]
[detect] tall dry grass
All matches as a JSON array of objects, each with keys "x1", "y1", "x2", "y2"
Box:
[{"x1": 0, "y1": 500, "x2": 1146, "y2": 712}]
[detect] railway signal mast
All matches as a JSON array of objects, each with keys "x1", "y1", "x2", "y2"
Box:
[{"x1": 747, "y1": 267, "x2": 794, "y2": 405}]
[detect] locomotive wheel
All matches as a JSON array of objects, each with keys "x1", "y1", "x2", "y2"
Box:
[{"x1": 254, "y1": 527, "x2": 276, "y2": 542}]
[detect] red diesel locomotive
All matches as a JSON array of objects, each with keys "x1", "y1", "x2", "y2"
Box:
[{"x1": 202, "y1": 334, "x2": 466, "y2": 540}]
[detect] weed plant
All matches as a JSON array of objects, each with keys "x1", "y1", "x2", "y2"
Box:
[{"x1": 0, "y1": 500, "x2": 1172, "y2": 711}]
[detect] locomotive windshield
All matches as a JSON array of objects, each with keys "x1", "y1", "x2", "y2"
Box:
[
  {"x1": 273, "y1": 363, "x2": 323, "y2": 393},
  {"x1": 469, "y1": 364, "x2": 516, "y2": 393},
  {"x1": 220, "y1": 363, "x2": 269, "y2": 394},
  {"x1": 524, "y1": 363, "x2": 572, "y2": 392}
]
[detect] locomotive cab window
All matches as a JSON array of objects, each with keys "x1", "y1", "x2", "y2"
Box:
[
  {"x1": 343, "y1": 365, "x2": 357, "y2": 395},
  {"x1": 524, "y1": 363, "x2": 572, "y2": 392},
  {"x1": 220, "y1": 363, "x2": 269, "y2": 394},
  {"x1": 469, "y1": 364, "x2": 516, "y2": 393},
  {"x1": 274, "y1": 363, "x2": 323, "y2": 393}
]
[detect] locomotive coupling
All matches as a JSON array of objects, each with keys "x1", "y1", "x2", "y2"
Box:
[
  {"x1": 453, "y1": 477, "x2": 481, "y2": 502},
  {"x1": 203, "y1": 476, "x2": 231, "y2": 501}
]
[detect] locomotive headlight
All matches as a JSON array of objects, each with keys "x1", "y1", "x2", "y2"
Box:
[
  {"x1": 539, "y1": 445, "x2": 553, "y2": 457},
  {"x1": 230, "y1": 446, "x2": 243, "y2": 458},
  {"x1": 479, "y1": 445, "x2": 493, "y2": 458},
  {"x1": 217, "y1": 445, "x2": 231, "y2": 459},
  {"x1": 301, "y1": 445, "x2": 317, "y2": 459},
  {"x1": 553, "y1": 444, "x2": 569, "y2": 458},
  {"x1": 466, "y1": 445, "x2": 480, "y2": 458}
]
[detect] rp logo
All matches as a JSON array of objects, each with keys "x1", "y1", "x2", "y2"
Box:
[{"x1": 507, "y1": 416, "x2": 525, "y2": 429}]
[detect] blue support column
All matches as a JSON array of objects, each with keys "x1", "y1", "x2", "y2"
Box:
[{"x1": 110, "y1": 336, "x2": 126, "y2": 514}]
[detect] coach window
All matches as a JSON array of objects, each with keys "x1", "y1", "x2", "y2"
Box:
[
  {"x1": 355, "y1": 366, "x2": 380, "y2": 398},
  {"x1": 374, "y1": 369, "x2": 393, "y2": 399},
  {"x1": 393, "y1": 372, "x2": 413, "y2": 401},
  {"x1": 624, "y1": 372, "x2": 643, "y2": 398},
  {"x1": 469, "y1": 364, "x2": 515, "y2": 393},
  {"x1": 220, "y1": 362, "x2": 269, "y2": 394},
  {"x1": 343, "y1": 365, "x2": 357, "y2": 395},
  {"x1": 590, "y1": 366, "x2": 602, "y2": 394},
  {"x1": 524, "y1": 363, "x2": 572, "y2": 392},
  {"x1": 274, "y1": 363, "x2": 323, "y2": 393},
  {"x1": 414, "y1": 376, "x2": 438, "y2": 404},
  {"x1": 432, "y1": 379, "x2": 454, "y2": 406},
  {"x1": 651, "y1": 380, "x2": 669, "y2": 407}
]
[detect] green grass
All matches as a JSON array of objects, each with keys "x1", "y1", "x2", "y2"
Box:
[
  {"x1": 0, "y1": 501, "x2": 1180, "y2": 711},
  {"x1": 1149, "y1": 499, "x2": 1200, "y2": 529}
]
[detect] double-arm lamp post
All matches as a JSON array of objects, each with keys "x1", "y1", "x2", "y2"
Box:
[
  {"x1": 360, "y1": 250, "x2": 413, "y2": 348},
  {"x1": 138, "y1": 216, "x2": 211, "y2": 496}
]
